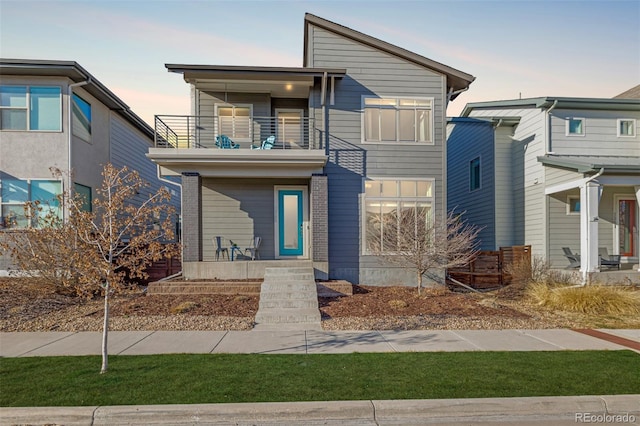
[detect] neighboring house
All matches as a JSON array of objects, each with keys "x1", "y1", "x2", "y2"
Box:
[
  {"x1": 447, "y1": 96, "x2": 640, "y2": 279},
  {"x1": 0, "y1": 59, "x2": 181, "y2": 273},
  {"x1": 147, "y1": 13, "x2": 474, "y2": 285}
]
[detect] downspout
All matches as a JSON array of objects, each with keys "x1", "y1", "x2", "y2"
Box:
[
  {"x1": 67, "y1": 77, "x2": 91, "y2": 221},
  {"x1": 573, "y1": 167, "x2": 605, "y2": 287},
  {"x1": 544, "y1": 100, "x2": 558, "y2": 155},
  {"x1": 321, "y1": 71, "x2": 327, "y2": 153}
]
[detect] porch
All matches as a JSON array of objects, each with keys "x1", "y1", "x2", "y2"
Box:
[{"x1": 183, "y1": 259, "x2": 315, "y2": 280}]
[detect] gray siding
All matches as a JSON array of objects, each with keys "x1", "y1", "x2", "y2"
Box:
[
  {"x1": 201, "y1": 178, "x2": 308, "y2": 261},
  {"x1": 110, "y1": 114, "x2": 181, "y2": 214},
  {"x1": 550, "y1": 109, "x2": 640, "y2": 156},
  {"x1": 494, "y1": 126, "x2": 516, "y2": 247},
  {"x1": 446, "y1": 119, "x2": 496, "y2": 250},
  {"x1": 308, "y1": 25, "x2": 448, "y2": 284},
  {"x1": 547, "y1": 189, "x2": 580, "y2": 268}
]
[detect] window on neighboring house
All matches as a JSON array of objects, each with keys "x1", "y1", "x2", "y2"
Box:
[
  {"x1": 72, "y1": 93, "x2": 92, "y2": 141},
  {"x1": 618, "y1": 119, "x2": 636, "y2": 137},
  {"x1": 566, "y1": 118, "x2": 584, "y2": 136},
  {"x1": 363, "y1": 178, "x2": 434, "y2": 254},
  {"x1": 0, "y1": 178, "x2": 62, "y2": 228},
  {"x1": 74, "y1": 183, "x2": 92, "y2": 212},
  {"x1": 567, "y1": 196, "x2": 580, "y2": 215},
  {"x1": 216, "y1": 105, "x2": 251, "y2": 142},
  {"x1": 469, "y1": 157, "x2": 481, "y2": 191},
  {"x1": 0, "y1": 85, "x2": 62, "y2": 131},
  {"x1": 363, "y1": 97, "x2": 433, "y2": 143}
]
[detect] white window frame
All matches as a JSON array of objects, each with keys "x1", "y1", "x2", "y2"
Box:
[
  {"x1": 214, "y1": 103, "x2": 253, "y2": 143},
  {"x1": 566, "y1": 117, "x2": 585, "y2": 136},
  {"x1": 0, "y1": 85, "x2": 62, "y2": 132},
  {"x1": 361, "y1": 177, "x2": 435, "y2": 255},
  {"x1": 617, "y1": 118, "x2": 636, "y2": 138},
  {"x1": 566, "y1": 195, "x2": 580, "y2": 215},
  {"x1": 361, "y1": 96, "x2": 434, "y2": 145}
]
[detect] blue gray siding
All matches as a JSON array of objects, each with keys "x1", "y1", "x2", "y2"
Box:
[
  {"x1": 447, "y1": 119, "x2": 496, "y2": 250},
  {"x1": 308, "y1": 25, "x2": 448, "y2": 285}
]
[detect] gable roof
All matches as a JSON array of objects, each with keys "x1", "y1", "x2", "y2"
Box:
[
  {"x1": 0, "y1": 58, "x2": 153, "y2": 138},
  {"x1": 461, "y1": 96, "x2": 640, "y2": 116},
  {"x1": 303, "y1": 13, "x2": 475, "y2": 97},
  {"x1": 614, "y1": 84, "x2": 640, "y2": 99}
]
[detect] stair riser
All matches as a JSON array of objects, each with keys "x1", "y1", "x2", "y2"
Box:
[{"x1": 259, "y1": 300, "x2": 319, "y2": 309}]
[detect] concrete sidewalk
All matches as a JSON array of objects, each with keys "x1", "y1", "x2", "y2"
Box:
[
  {"x1": 2, "y1": 395, "x2": 639, "y2": 425},
  {"x1": 1, "y1": 328, "x2": 639, "y2": 357}
]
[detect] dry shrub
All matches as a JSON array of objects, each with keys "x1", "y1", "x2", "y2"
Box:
[
  {"x1": 388, "y1": 299, "x2": 408, "y2": 309},
  {"x1": 234, "y1": 295, "x2": 250, "y2": 302},
  {"x1": 170, "y1": 301, "x2": 199, "y2": 314},
  {"x1": 527, "y1": 282, "x2": 640, "y2": 315}
]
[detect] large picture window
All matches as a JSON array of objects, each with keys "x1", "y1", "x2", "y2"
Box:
[
  {"x1": 0, "y1": 85, "x2": 61, "y2": 131},
  {"x1": 363, "y1": 97, "x2": 433, "y2": 144},
  {"x1": 364, "y1": 178, "x2": 434, "y2": 254},
  {"x1": 0, "y1": 178, "x2": 62, "y2": 228}
]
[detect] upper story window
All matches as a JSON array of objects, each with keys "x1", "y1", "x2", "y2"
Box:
[
  {"x1": 216, "y1": 104, "x2": 252, "y2": 142},
  {"x1": 617, "y1": 119, "x2": 636, "y2": 137},
  {"x1": 0, "y1": 85, "x2": 62, "y2": 131},
  {"x1": 0, "y1": 178, "x2": 62, "y2": 228},
  {"x1": 469, "y1": 157, "x2": 481, "y2": 191},
  {"x1": 363, "y1": 97, "x2": 433, "y2": 144},
  {"x1": 363, "y1": 178, "x2": 434, "y2": 254},
  {"x1": 72, "y1": 93, "x2": 92, "y2": 142},
  {"x1": 566, "y1": 118, "x2": 585, "y2": 136}
]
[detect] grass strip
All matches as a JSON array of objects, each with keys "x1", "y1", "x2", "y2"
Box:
[{"x1": 1, "y1": 351, "x2": 639, "y2": 407}]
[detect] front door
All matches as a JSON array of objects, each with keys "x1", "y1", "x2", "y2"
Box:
[
  {"x1": 618, "y1": 198, "x2": 637, "y2": 257},
  {"x1": 276, "y1": 188, "x2": 305, "y2": 257}
]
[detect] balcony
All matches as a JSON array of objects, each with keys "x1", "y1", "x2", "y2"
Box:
[
  {"x1": 154, "y1": 115, "x2": 321, "y2": 150},
  {"x1": 148, "y1": 115, "x2": 328, "y2": 179}
]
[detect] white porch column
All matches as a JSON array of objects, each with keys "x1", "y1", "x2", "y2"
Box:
[
  {"x1": 580, "y1": 181, "x2": 602, "y2": 282},
  {"x1": 635, "y1": 186, "x2": 640, "y2": 272}
]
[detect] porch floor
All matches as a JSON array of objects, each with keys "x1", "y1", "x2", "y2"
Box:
[{"x1": 183, "y1": 260, "x2": 314, "y2": 280}]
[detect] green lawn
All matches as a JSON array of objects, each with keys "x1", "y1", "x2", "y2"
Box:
[{"x1": 1, "y1": 351, "x2": 639, "y2": 407}]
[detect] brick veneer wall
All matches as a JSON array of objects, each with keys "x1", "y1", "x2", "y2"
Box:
[
  {"x1": 181, "y1": 172, "x2": 202, "y2": 262},
  {"x1": 311, "y1": 174, "x2": 328, "y2": 262}
]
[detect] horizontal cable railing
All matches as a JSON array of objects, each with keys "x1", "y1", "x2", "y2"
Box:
[{"x1": 154, "y1": 115, "x2": 320, "y2": 150}]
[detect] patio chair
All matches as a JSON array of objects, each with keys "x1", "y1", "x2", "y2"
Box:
[
  {"x1": 215, "y1": 135, "x2": 240, "y2": 149},
  {"x1": 562, "y1": 247, "x2": 580, "y2": 269},
  {"x1": 244, "y1": 236, "x2": 262, "y2": 260},
  {"x1": 214, "y1": 236, "x2": 229, "y2": 261},
  {"x1": 599, "y1": 247, "x2": 621, "y2": 270},
  {"x1": 251, "y1": 135, "x2": 275, "y2": 150}
]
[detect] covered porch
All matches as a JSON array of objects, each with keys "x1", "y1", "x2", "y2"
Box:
[{"x1": 542, "y1": 155, "x2": 640, "y2": 282}]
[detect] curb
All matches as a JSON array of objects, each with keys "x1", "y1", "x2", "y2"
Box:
[{"x1": 2, "y1": 395, "x2": 639, "y2": 425}]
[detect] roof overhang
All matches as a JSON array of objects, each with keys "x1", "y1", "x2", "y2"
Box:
[
  {"x1": 462, "y1": 97, "x2": 640, "y2": 116},
  {"x1": 538, "y1": 155, "x2": 640, "y2": 174},
  {"x1": 147, "y1": 148, "x2": 328, "y2": 178},
  {"x1": 303, "y1": 14, "x2": 475, "y2": 97},
  {"x1": 0, "y1": 58, "x2": 153, "y2": 137},
  {"x1": 165, "y1": 64, "x2": 346, "y2": 98}
]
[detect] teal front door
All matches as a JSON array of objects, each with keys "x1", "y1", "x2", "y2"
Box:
[{"x1": 278, "y1": 189, "x2": 304, "y2": 256}]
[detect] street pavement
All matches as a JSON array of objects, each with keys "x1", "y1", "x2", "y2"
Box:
[{"x1": 1, "y1": 328, "x2": 639, "y2": 425}]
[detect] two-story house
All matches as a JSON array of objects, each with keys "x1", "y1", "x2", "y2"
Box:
[
  {"x1": 147, "y1": 13, "x2": 474, "y2": 285},
  {"x1": 447, "y1": 96, "x2": 640, "y2": 281},
  {"x1": 0, "y1": 59, "x2": 181, "y2": 273}
]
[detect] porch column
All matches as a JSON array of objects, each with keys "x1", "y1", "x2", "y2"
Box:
[
  {"x1": 580, "y1": 181, "x2": 602, "y2": 281},
  {"x1": 311, "y1": 174, "x2": 329, "y2": 279},
  {"x1": 181, "y1": 172, "x2": 202, "y2": 262}
]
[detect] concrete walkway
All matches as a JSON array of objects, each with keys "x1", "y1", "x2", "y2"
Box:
[
  {"x1": 1, "y1": 328, "x2": 639, "y2": 357},
  {"x1": 2, "y1": 329, "x2": 639, "y2": 425}
]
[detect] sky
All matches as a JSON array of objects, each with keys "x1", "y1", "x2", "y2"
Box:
[{"x1": 1, "y1": 0, "x2": 639, "y2": 127}]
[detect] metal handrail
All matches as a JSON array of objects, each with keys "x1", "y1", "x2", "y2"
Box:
[{"x1": 153, "y1": 115, "x2": 319, "y2": 150}]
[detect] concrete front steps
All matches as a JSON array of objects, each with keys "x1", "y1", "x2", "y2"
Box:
[{"x1": 253, "y1": 267, "x2": 322, "y2": 331}]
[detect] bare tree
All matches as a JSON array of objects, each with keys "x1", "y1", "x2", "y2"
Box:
[
  {"x1": 1, "y1": 164, "x2": 179, "y2": 373},
  {"x1": 368, "y1": 208, "x2": 481, "y2": 295}
]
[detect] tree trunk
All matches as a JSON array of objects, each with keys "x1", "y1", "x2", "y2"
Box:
[
  {"x1": 417, "y1": 271, "x2": 423, "y2": 295},
  {"x1": 100, "y1": 281, "x2": 110, "y2": 374}
]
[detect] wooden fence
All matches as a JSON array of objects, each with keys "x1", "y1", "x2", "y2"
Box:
[{"x1": 447, "y1": 245, "x2": 531, "y2": 290}]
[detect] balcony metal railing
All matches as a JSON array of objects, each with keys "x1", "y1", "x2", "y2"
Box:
[{"x1": 154, "y1": 115, "x2": 320, "y2": 150}]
